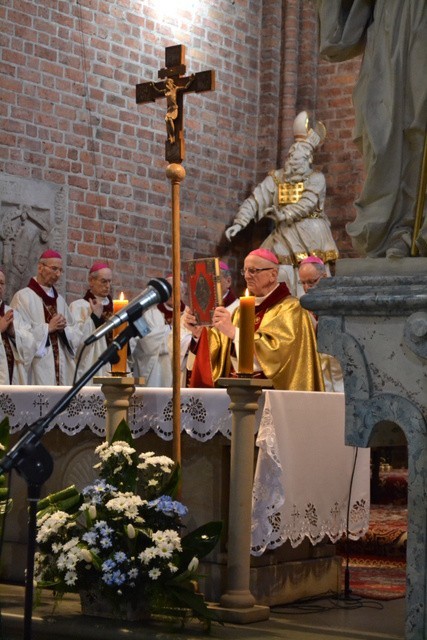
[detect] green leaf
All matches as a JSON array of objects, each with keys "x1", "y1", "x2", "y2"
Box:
[
  {"x1": 0, "y1": 416, "x2": 10, "y2": 451},
  {"x1": 168, "y1": 585, "x2": 222, "y2": 623},
  {"x1": 110, "y1": 419, "x2": 133, "y2": 445},
  {"x1": 180, "y1": 521, "x2": 223, "y2": 566},
  {"x1": 37, "y1": 486, "x2": 81, "y2": 513},
  {"x1": 159, "y1": 463, "x2": 180, "y2": 498}
]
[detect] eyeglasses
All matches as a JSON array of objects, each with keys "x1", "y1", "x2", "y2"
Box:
[
  {"x1": 240, "y1": 267, "x2": 274, "y2": 276},
  {"x1": 298, "y1": 275, "x2": 322, "y2": 286},
  {"x1": 40, "y1": 262, "x2": 64, "y2": 274}
]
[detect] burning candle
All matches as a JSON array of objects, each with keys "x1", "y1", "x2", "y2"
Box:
[
  {"x1": 111, "y1": 292, "x2": 128, "y2": 375},
  {"x1": 238, "y1": 294, "x2": 255, "y2": 375}
]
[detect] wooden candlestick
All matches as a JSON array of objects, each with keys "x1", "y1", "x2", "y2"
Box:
[
  {"x1": 238, "y1": 295, "x2": 255, "y2": 374},
  {"x1": 111, "y1": 293, "x2": 128, "y2": 375}
]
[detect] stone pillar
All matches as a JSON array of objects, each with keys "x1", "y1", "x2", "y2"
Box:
[
  {"x1": 94, "y1": 376, "x2": 145, "y2": 441},
  {"x1": 301, "y1": 258, "x2": 427, "y2": 640},
  {"x1": 212, "y1": 377, "x2": 272, "y2": 623}
]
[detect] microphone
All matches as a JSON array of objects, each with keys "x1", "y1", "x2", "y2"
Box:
[{"x1": 84, "y1": 277, "x2": 172, "y2": 345}]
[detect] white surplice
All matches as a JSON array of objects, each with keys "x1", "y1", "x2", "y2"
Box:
[
  {"x1": 69, "y1": 298, "x2": 112, "y2": 384},
  {"x1": 0, "y1": 304, "x2": 36, "y2": 385},
  {"x1": 11, "y1": 287, "x2": 82, "y2": 386},
  {"x1": 130, "y1": 305, "x2": 191, "y2": 387}
]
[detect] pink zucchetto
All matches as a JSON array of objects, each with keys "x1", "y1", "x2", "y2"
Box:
[
  {"x1": 219, "y1": 261, "x2": 230, "y2": 271},
  {"x1": 89, "y1": 262, "x2": 110, "y2": 274},
  {"x1": 248, "y1": 248, "x2": 279, "y2": 264},
  {"x1": 39, "y1": 249, "x2": 62, "y2": 260},
  {"x1": 300, "y1": 256, "x2": 325, "y2": 265}
]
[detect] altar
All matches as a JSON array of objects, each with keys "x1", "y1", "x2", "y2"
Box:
[{"x1": 0, "y1": 385, "x2": 370, "y2": 604}]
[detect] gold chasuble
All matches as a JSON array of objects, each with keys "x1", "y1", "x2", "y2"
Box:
[{"x1": 208, "y1": 286, "x2": 324, "y2": 391}]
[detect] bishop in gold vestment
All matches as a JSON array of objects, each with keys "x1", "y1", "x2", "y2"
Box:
[{"x1": 185, "y1": 249, "x2": 324, "y2": 391}]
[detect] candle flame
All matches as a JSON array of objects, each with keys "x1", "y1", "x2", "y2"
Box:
[
  {"x1": 244, "y1": 288, "x2": 249, "y2": 296},
  {"x1": 119, "y1": 291, "x2": 125, "y2": 301}
]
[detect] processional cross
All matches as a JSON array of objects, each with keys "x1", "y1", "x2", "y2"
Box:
[
  {"x1": 136, "y1": 44, "x2": 215, "y2": 164},
  {"x1": 136, "y1": 45, "x2": 215, "y2": 468}
]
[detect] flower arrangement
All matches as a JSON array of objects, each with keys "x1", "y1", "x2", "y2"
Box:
[{"x1": 34, "y1": 420, "x2": 222, "y2": 624}]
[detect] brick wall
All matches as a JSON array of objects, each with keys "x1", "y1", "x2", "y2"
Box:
[{"x1": 0, "y1": 0, "x2": 364, "y2": 302}]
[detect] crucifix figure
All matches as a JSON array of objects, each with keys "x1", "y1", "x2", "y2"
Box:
[{"x1": 136, "y1": 44, "x2": 215, "y2": 163}]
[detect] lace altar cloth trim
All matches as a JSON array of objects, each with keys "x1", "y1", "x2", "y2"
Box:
[
  {"x1": 0, "y1": 386, "x2": 234, "y2": 441},
  {"x1": 250, "y1": 392, "x2": 370, "y2": 555}
]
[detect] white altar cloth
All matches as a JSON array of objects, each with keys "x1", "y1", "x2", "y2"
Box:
[
  {"x1": 251, "y1": 391, "x2": 370, "y2": 555},
  {"x1": 0, "y1": 385, "x2": 369, "y2": 554}
]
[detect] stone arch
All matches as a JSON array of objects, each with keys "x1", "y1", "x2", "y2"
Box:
[{"x1": 357, "y1": 394, "x2": 425, "y2": 640}]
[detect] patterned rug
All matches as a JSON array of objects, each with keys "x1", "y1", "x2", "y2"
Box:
[
  {"x1": 341, "y1": 555, "x2": 406, "y2": 601},
  {"x1": 339, "y1": 503, "x2": 407, "y2": 557}
]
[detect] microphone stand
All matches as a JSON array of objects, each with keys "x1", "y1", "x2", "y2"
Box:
[{"x1": 0, "y1": 324, "x2": 137, "y2": 640}]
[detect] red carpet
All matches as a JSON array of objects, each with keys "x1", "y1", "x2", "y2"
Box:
[
  {"x1": 348, "y1": 504, "x2": 408, "y2": 557},
  {"x1": 342, "y1": 555, "x2": 406, "y2": 601},
  {"x1": 338, "y1": 501, "x2": 407, "y2": 600}
]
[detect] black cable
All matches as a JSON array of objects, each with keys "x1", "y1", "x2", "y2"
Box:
[
  {"x1": 272, "y1": 589, "x2": 385, "y2": 616},
  {"x1": 72, "y1": 343, "x2": 86, "y2": 385},
  {"x1": 342, "y1": 446, "x2": 360, "y2": 601}
]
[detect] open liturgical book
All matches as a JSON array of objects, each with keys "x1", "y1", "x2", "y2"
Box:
[{"x1": 185, "y1": 257, "x2": 222, "y2": 326}]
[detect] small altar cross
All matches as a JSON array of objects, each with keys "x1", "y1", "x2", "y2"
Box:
[
  {"x1": 33, "y1": 393, "x2": 50, "y2": 418},
  {"x1": 136, "y1": 44, "x2": 215, "y2": 163}
]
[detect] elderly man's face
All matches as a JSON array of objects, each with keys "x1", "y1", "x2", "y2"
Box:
[
  {"x1": 38, "y1": 258, "x2": 63, "y2": 287},
  {"x1": 242, "y1": 256, "x2": 278, "y2": 297},
  {"x1": 89, "y1": 268, "x2": 113, "y2": 298},
  {"x1": 298, "y1": 263, "x2": 325, "y2": 293}
]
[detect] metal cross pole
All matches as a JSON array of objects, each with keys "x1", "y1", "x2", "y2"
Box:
[{"x1": 136, "y1": 45, "x2": 215, "y2": 467}]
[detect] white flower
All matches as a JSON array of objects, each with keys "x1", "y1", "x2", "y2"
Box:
[
  {"x1": 137, "y1": 452, "x2": 174, "y2": 472},
  {"x1": 106, "y1": 493, "x2": 145, "y2": 519},
  {"x1": 152, "y1": 529, "x2": 182, "y2": 551},
  {"x1": 95, "y1": 441, "x2": 136, "y2": 467},
  {"x1": 138, "y1": 547, "x2": 158, "y2": 564},
  {"x1": 88, "y1": 504, "x2": 97, "y2": 519},
  {"x1": 64, "y1": 570, "x2": 78, "y2": 586},
  {"x1": 156, "y1": 543, "x2": 173, "y2": 559},
  {"x1": 36, "y1": 511, "x2": 71, "y2": 543},
  {"x1": 127, "y1": 524, "x2": 136, "y2": 539},
  {"x1": 148, "y1": 568, "x2": 161, "y2": 580},
  {"x1": 62, "y1": 537, "x2": 80, "y2": 553}
]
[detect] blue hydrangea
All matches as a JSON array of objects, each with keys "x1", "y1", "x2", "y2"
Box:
[
  {"x1": 82, "y1": 480, "x2": 117, "y2": 504},
  {"x1": 148, "y1": 495, "x2": 188, "y2": 518}
]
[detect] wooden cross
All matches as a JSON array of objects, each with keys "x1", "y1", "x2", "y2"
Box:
[{"x1": 136, "y1": 44, "x2": 215, "y2": 163}]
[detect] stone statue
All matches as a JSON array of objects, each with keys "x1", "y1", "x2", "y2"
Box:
[
  {"x1": 225, "y1": 111, "x2": 339, "y2": 295},
  {"x1": 0, "y1": 204, "x2": 50, "y2": 299},
  {"x1": 315, "y1": 0, "x2": 427, "y2": 258}
]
